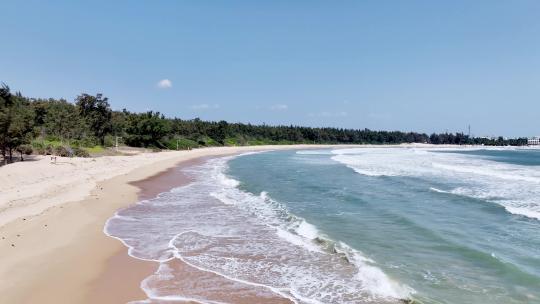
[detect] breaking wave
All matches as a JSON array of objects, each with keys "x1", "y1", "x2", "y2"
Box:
[
  {"x1": 105, "y1": 155, "x2": 412, "y2": 303},
  {"x1": 332, "y1": 147, "x2": 540, "y2": 220}
]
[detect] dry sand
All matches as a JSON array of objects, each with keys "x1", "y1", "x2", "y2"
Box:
[{"x1": 0, "y1": 145, "x2": 358, "y2": 304}]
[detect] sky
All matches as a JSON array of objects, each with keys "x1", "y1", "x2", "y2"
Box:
[{"x1": 1, "y1": 1, "x2": 539, "y2": 137}]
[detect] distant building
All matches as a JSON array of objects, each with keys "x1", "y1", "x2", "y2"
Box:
[{"x1": 528, "y1": 137, "x2": 540, "y2": 145}]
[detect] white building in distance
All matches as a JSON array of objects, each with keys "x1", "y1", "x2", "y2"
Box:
[{"x1": 528, "y1": 137, "x2": 540, "y2": 145}]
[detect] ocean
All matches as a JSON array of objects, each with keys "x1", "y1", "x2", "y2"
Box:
[{"x1": 105, "y1": 147, "x2": 540, "y2": 304}]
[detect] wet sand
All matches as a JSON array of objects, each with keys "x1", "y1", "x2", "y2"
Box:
[
  {"x1": 1, "y1": 145, "x2": 351, "y2": 303},
  {"x1": 86, "y1": 158, "x2": 205, "y2": 303},
  {"x1": 94, "y1": 156, "x2": 292, "y2": 303},
  {"x1": 0, "y1": 155, "x2": 183, "y2": 304},
  {"x1": 87, "y1": 157, "x2": 205, "y2": 303}
]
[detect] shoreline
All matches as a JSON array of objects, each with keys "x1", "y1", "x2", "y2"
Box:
[
  {"x1": 0, "y1": 145, "x2": 355, "y2": 303},
  {"x1": 89, "y1": 157, "x2": 206, "y2": 304},
  {"x1": 0, "y1": 143, "x2": 487, "y2": 303}
]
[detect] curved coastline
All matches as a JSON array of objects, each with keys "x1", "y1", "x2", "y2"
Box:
[
  {"x1": 105, "y1": 153, "x2": 412, "y2": 303},
  {"x1": 0, "y1": 145, "x2": 364, "y2": 304}
]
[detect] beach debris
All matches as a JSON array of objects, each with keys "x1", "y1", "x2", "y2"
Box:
[{"x1": 11, "y1": 244, "x2": 15, "y2": 247}]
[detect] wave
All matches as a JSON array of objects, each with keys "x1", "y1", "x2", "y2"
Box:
[
  {"x1": 504, "y1": 206, "x2": 540, "y2": 220},
  {"x1": 331, "y1": 147, "x2": 540, "y2": 221},
  {"x1": 105, "y1": 156, "x2": 413, "y2": 303},
  {"x1": 296, "y1": 150, "x2": 335, "y2": 155},
  {"x1": 428, "y1": 187, "x2": 448, "y2": 193},
  {"x1": 208, "y1": 163, "x2": 413, "y2": 300},
  {"x1": 429, "y1": 187, "x2": 540, "y2": 220}
]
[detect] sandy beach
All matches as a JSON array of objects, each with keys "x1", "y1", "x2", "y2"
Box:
[{"x1": 0, "y1": 145, "x2": 358, "y2": 304}]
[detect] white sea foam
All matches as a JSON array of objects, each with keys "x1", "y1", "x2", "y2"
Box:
[
  {"x1": 296, "y1": 150, "x2": 335, "y2": 155},
  {"x1": 296, "y1": 220, "x2": 319, "y2": 240},
  {"x1": 504, "y1": 206, "x2": 540, "y2": 220},
  {"x1": 331, "y1": 147, "x2": 540, "y2": 221},
  {"x1": 429, "y1": 187, "x2": 449, "y2": 194},
  {"x1": 105, "y1": 155, "x2": 411, "y2": 303},
  {"x1": 337, "y1": 242, "x2": 414, "y2": 299}
]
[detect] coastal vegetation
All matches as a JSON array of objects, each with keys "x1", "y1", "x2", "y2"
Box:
[{"x1": 0, "y1": 83, "x2": 528, "y2": 163}]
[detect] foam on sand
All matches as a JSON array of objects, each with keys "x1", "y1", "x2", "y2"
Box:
[{"x1": 105, "y1": 155, "x2": 412, "y2": 303}]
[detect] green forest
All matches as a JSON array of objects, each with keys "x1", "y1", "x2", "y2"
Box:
[{"x1": 0, "y1": 83, "x2": 528, "y2": 163}]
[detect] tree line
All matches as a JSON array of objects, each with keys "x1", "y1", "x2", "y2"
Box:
[{"x1": 0, "y1": 83, "x2": 528, "y2": 163}]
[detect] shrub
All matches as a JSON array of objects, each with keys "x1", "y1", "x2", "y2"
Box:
[
  {"x1": 17, "y1": 145, "x2": 33, "y2": 155},
  {"x1": 44, "y1": 145, "x2": 54, "y2": 155},
  {"x1": 45, "y1": 135, "x2": 62, "y2": 142},
  {"x1": 224, "y1": 138, "x2": 238, "y2": 146},
  {"x1": 85, "y1": 146, "x2": 104, "y2": 154},
  {"x1": 224, "y1": 136, "x2": 248, "y2": 146},
  {"x1": 196, "y1": 136, "x2": 218, "y2": 146},
  {"x1": 69, "y1": 140, "x2": 81, "y2": 148},
  {"x1": 72, "y1": 147, "x2": 90, "y2": 157},
  {"x1": 166, "y1": 138, "x2": 199, "y2": 150},
  {"x1": 54, "y1": 146, "x2": 72, "y2": 157},
  {"x1": 103, "y1": 135, "x2": 116, "y2": 147},
  {"x1": 31, "y1": 140, "x2": 44, "y2": 150},
  {"x1": 79, "y1": 137, "x2": 98, "y2": 148}
]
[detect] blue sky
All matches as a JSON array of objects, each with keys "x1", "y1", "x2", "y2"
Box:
[{"x1": 1, "y1": 1, "x2": 539, "y2": 137}]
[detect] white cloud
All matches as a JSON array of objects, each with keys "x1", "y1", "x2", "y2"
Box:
[
  {"x1": 308, "y1": 111, "x2": 348, "y2": 117},
  {"x1": 190, "y1": 103, "x2": 220, "y2": 110},
  {"x1": 157, "y1": 79, "x2": 172, "y2": 89},
  {"x1": 269, "y1": 104, "x2": 288, "y2": 111}
]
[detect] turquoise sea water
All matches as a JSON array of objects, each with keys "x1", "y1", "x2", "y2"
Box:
[
  {"x1": 227, "y1": 148, "x2": 540, "y2": 304},
  {"x1": 106, "y1": 147, "x2": 540, "y2": 303}
]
